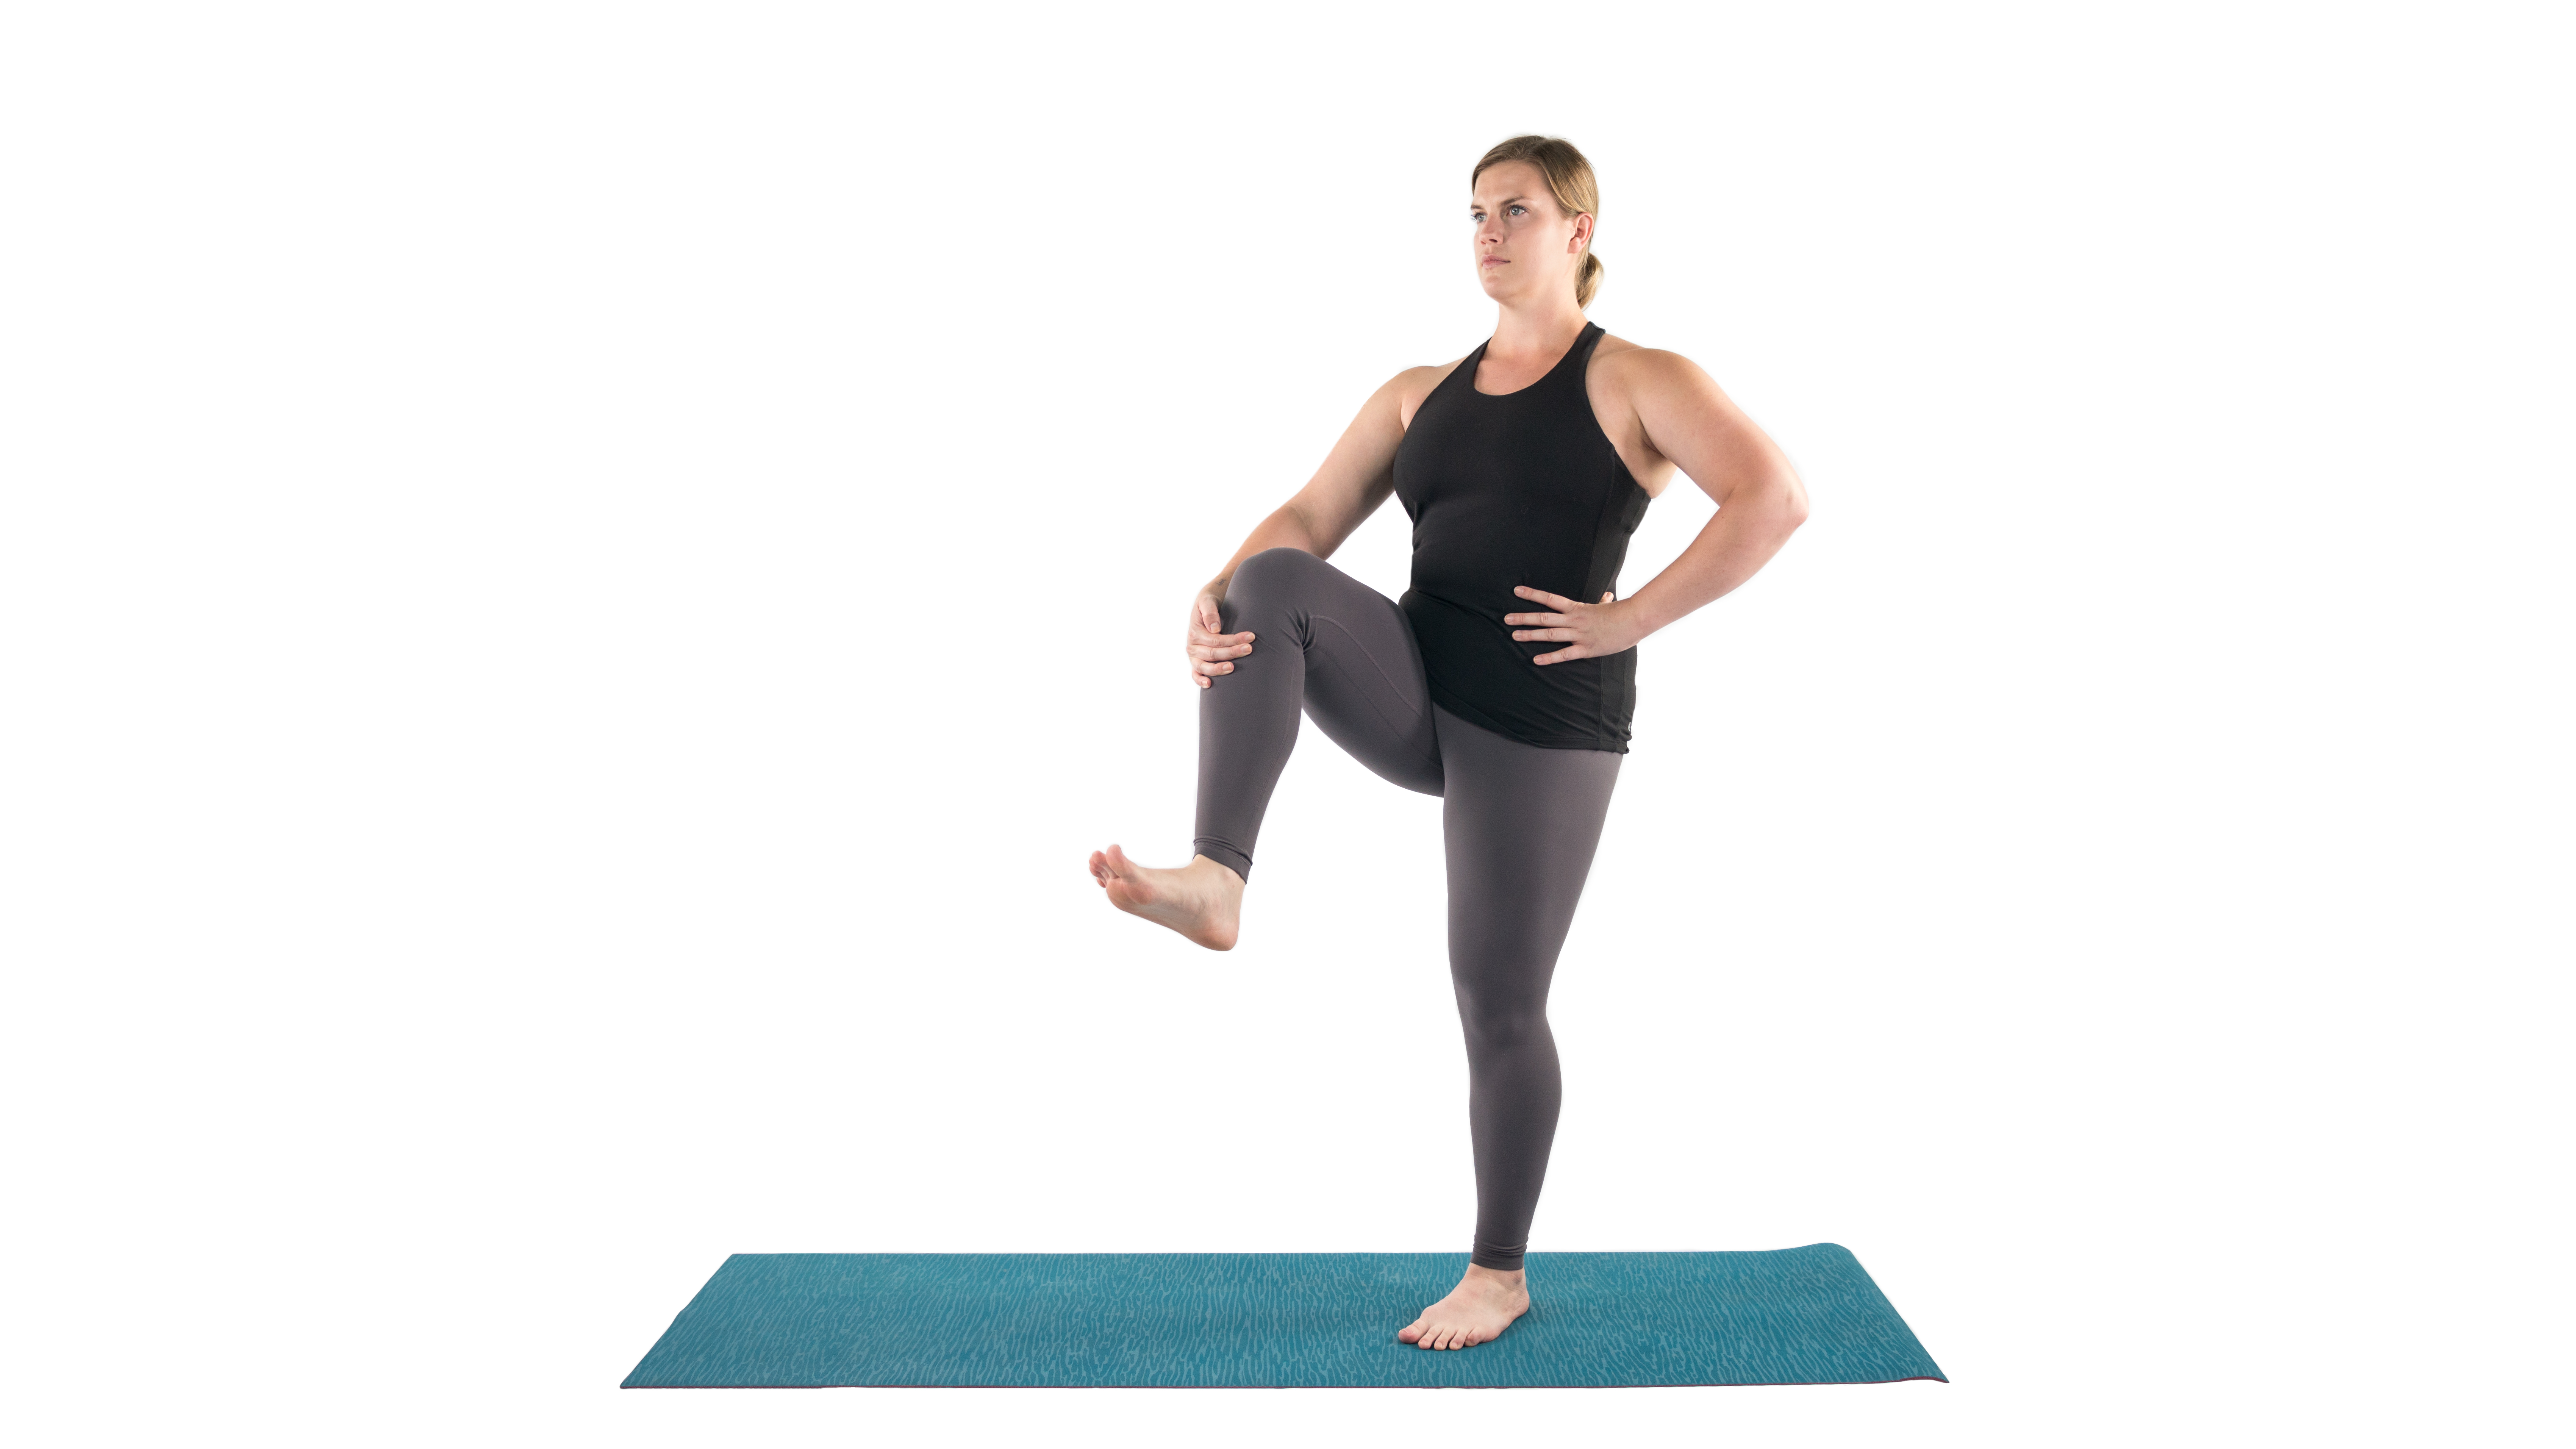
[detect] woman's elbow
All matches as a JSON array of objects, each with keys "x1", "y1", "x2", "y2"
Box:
[{"x1": 1768, "y1": 469, "x2": 1811, "y2": 531}]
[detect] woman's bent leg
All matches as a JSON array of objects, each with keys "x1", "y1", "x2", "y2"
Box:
[
  {"x1": 1433, "y1": 702, "x2": 1623, "y2": 1273},
  {"x1": 1192, "y1": 547, "x2": 1444, "y2": 882}
]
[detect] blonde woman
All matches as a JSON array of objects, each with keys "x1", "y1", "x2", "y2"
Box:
[{"x1": 1089, "y1": 134, "x2": 1809, "y2": 1351}]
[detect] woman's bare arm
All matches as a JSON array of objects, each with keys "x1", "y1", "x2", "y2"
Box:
[
  {"x1": 1184, "y1": 364, "x2": 1446, "y2": 687},
  {"x1": 1615, "y1": 350, "x2": 1808, "y2": 635}
]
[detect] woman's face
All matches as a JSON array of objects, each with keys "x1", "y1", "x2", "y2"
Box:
[{"x1": 1471, "y1": 160, "x2": 1588, "y2": 306}]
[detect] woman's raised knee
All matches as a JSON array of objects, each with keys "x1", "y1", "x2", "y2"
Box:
[
  {"x1": 1224, "y1": 548, "x2": 1327, "y2": 625},
  {"x1": 1231, "y1": 546, "x2": 1320, "y2": 595}
]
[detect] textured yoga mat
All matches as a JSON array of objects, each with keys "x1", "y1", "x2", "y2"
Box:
[{"x1": 622, "y1": 1243, "x2": 1945, "y2": 1388}]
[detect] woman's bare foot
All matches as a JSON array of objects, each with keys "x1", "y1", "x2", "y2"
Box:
[
  {"x1": 1087, "y1": 844, "x2": 1243, "y2": 950},
  {"x1": 1396, "y1": 1263, "x2": 1530, "y2": 1349}
]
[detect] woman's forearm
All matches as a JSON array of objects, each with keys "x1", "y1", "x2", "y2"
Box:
[
  {"x1": 1623, "y1": 472, "x2": 1809, "y2": 637},
  {"x1": 1205, "y1": 504, "x2": 1332, "y2": 594}
]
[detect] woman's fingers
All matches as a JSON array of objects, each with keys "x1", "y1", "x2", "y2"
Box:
[
  {"x1": 1190, "y1": 644, "x2": 1247, "y2": 678},
  {"x1": 1504, "y1": 583, "x2": 1577, "y2": 628},
  {"x1": 1509, "y1": 586, "x2": 1619, "y2": 650},
  {"x1": 1185, "y1": 610, "x2": 1253, "y2": 688},
  {"x1": 1505, "y1": 602, "x2": 1574, "y2": 639},
  {"x1": 1184, "y1": 630, "x2": 1255, "y2": 667}
]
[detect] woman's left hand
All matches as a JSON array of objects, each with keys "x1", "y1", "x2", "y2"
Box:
[{"x1": 1505, "y1": 586, "x2": 1650, "y2": 665}]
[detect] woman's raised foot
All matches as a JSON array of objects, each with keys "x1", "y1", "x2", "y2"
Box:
[{"x1": 1087, "y1": 844, "x2": 1243, "y2": 950}]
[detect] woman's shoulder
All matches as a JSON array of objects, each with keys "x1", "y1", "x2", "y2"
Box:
[
  {"x1": 1585, "y1": 331, "x2": 1727, "y2": 417},
  {"x1": 1589, "y1": 329, "x2": 1704, "y2": 383},
  {"x1": 1393, "y1": 352, "x2": 1477, "y2": 431}
]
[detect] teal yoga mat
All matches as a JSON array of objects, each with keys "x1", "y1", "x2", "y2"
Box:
[{"x1": 622, "y1": 1244, "x2": 1945, "y2": 1388}]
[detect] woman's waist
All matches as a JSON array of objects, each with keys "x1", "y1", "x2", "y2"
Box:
[
  {"x1": 1402, "y1": 587, "x2": 1636, "y2": 665},
  {"x1": 1401, "y1": 572, "x2": 1617, "y2": 620}
]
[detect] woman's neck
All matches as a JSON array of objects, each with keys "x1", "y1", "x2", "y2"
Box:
[{"x1": 1486, "y1": 297, "x2": 1590, "y2": 364}]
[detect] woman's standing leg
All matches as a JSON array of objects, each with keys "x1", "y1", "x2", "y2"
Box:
[
  {"x1": 1092, "y1": 547, "x2": 1443, "y2": 946},
  {"x1": 1398, "y1": 699, "x2": 1621, "y2": 1349}
]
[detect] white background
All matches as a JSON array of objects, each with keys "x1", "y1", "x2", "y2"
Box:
[{"x1": 4, "y1": 3, "x2": 2568, "y2": 1444}]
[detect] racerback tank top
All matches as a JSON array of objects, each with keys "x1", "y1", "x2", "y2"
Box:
[{"x1": 1391, "y1": 320, "x2": 1652, "y2": 753}]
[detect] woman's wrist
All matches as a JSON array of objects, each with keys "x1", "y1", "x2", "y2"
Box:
[{"x1": 1615, "y1": 594, "x2": 1668, "y2": 640}]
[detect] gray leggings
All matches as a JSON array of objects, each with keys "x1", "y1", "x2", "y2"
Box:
[{"x1": 1191, "y1": 547, "x2": 1623, "y2": 1273}]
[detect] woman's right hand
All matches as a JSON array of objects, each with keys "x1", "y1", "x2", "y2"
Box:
[{"x1": 1186, "y1": 586, "x2": 1256, "y2": 689}]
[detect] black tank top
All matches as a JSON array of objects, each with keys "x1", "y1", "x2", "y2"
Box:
[{"x1": 1392, "y1": 320, "x2": 1652, "y2": 753}]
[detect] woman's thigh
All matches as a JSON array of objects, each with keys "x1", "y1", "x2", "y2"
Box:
[
  {"x1": 1434, "y1": 703, "x2": 1622, "y2": 1005},
  {"x1": 1220, "y1": 547, "x2": 1443, "y2": 797}
]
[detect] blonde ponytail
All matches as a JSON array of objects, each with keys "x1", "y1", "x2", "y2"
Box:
[{"x1": 1575, "y1": 250, "x2": 1604, "y2": 309}]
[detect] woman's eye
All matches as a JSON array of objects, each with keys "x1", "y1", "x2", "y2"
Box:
[{"x1": 1509, "y1": 205, "x2": 1526, "y2": 216}]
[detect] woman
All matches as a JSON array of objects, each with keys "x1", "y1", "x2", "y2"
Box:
[{"x1": 1087, "y1": 135, "x2": 1809, "y2": 1351}]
